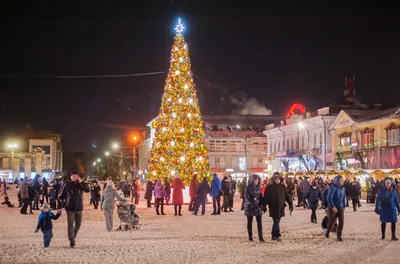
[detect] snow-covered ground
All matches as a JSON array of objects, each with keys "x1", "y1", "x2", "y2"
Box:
[{"x1": 0, "y1": 185, "x2": 399, "y2": 264}]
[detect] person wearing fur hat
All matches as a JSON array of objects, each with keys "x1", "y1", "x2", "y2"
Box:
[
  {"x1": 304, "y1": 181, "x2": 322, "y2": 224},
  {"x1": 264, "y1": 172, "x2": 293, "y2": 242},
  {"x1": 244, "y1": 174, "x2": 265, "y2": 242},
  {"x1": 34, "y1": 203, "x2": 62, "y2": 248},
  {"x1": 375, "y1": 177, "x2": 400, "y2": 240}
]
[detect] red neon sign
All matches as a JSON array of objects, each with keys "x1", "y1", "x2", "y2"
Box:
[{"x1": 286, "y1": 104, "x2": 306, "y2": 119}]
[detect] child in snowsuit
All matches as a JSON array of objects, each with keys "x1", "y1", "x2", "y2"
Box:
[
  {"x1": 304, "y1": 182, "x2": 322, "y2": 224},
  {"x1": 35, "y1": 203, "x2": 62, "y2": 247},
  {"x1": 1, "y1": 195, "x2": 14, "y2": 207}
]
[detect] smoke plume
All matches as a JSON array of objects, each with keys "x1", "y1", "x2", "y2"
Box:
[{"x1": 230, "y1": 92, "x2": 272, "y2": 115}]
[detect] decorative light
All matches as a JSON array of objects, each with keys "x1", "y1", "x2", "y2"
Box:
[
  {"x1": 184, "y1": 84, "x2": 188, "y2": 89},
  {"x1": 171, "y1": 141, "x2": 175, "y2": 146},
  {"x1": 187, "y1": 113, "x2": 192, "y2": 118},
  {"x1": 175, "y1": 18, "x2": 185, "y2": 34},
  {"x1": 160, "y1": 157, "x2": 165, "y2": 162},
  {"x1": 180, "y1": 128, "x2": 185, "y2": 133},
  {"x1": 167, "y1": 98, "x2": 172, "y2": 102},
  {"x1": 175, "y1": 47, "x2": 178, "y2": 51},
  {"x1": 179, "y1": 57, "x2": 184, "y2": 62},
  {"x1": 188, "y1": 98, "x2": 193, "y2": 104},
  {"x1": 171, "y1": 170, "x2": 176, "y2": 176},
  {"x1": 190, "y1": 142, "x2": 194, "y2": 147},
  {"x1": 175, "y1": 70, "x2": 180, "y2": 75},
  {"x1": 162, "y1": 127, "x2": 167, "y2": 132},
  {"x1": 178, "y1": 98, "x2": 183, "y2": 103},
  {"x1": 172, "y1": 112, "x2": 177, "y2": 118},
  {"x1": 180, "y1": 156, "x2": 185, "y2": 162},
  {"x1": 198, "y1": 156, "x2": 203, "y2": 161},
  {"x1": 152, "y1": 171, "x2": 156, "y2": 176}
]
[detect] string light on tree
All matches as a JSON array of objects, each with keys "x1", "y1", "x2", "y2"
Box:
[{"x1": 147, "y1": 18, "x2": 210, "y2": 185}]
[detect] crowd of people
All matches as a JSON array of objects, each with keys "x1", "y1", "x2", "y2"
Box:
[{"x1": 2, "y1": 169, "x2": 400, "y2": 248}]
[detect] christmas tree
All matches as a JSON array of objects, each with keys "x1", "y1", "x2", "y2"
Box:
[{"x1": 147, "y1": 19, "x2": 210, "y2": 185}]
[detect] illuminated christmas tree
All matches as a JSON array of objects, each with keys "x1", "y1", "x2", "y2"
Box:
[{"x1": 147, "y1": 19, "x2": 210, "y2": 185}]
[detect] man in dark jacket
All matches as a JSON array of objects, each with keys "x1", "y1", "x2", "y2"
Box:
[
  {"x1": 300, "y1": 177, "x2": 310, "y2": 208},
  {"x1": 52, "y1": 179, "x2": 62, "y2": 209},
  {"x1": 348, "y1": 177, "x2": 361, "y2": 211},
  {"x1": 325, "y1": 175, "x2": 346, "y2": 242},
  {"x1": 264, "y1": 172, "x2": 293, "y2": 242},
  {"x1": 19, "y1": 177, "x2": 29, "y2": 214},
  {"x1": 58, "y1": 170, "x2": 90, "y2": 248},
  {"x1": 90, "y1": 180, "x2": 101, "y2": 210},
  {"x1": 33, "y1": 174, "x2": 42, "y2": 210},
  {"x1": 193, "y1": 177, "x2": 211, "y2": 216},
  {"x1": 221, "y1": 176, "x2": 234, "y2": 212}
]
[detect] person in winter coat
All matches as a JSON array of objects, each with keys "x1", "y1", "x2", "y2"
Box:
[
  {"x1": 154, "y1": 179, "x2": 166, "y2": 215},
  {"x1": 231, "y1": 176, "x2": 237, "y2": 195},
  {"x1": 144, "y1": 180, "x2": 153, "y2": 208},
  {"x1": 286, "y1": 177, "x2": 295, "y2": 202},
  {"x1": 52, "y1": 179, "x2": 62, "y2": 209},
  {"x1": 101, "y1": 180, "x2": 126, "y2": 231},
  {"x1": 193, "y1": 177, "x2": 211, "y2": 216},
  {"x1": 172, "y1": 176, "x2": 185, "y2": 216},
  {"x1": 20, "y1": 177, "x2": 29, "y2": 214},
  {"x1": 296, "y1": 177, "x2": 303, "y2": 207},
  {"x1": 244, "y1": 174, "x2": 265, "y2": 242},
  {"x1": 325, "y1": 175, "x2": 346, "y2": 242},
  {"x1": 1, "y1": 195, "x2": 14, "y2": 207},
  {"x1": 347, "y1": 177, "x2": 361, "y2": 211},
  {"x1": 58, "y1": 170, "x2": 90, "y2": 248},
  {"x1": 221, "y1": 176, "x2": 234, "y2": 212},
  {"x1": 33, "y1": 174, "x2": 42, "y2": 210},
  {"x1": 164, "y1": 178, "x2": 171, "y2": 206},
  {"x1": 28, "y1": 179, "x2": 36, "y2": 214},
  {"x1": 34, "y1": 203, "x2": 62, "y2": 248},
  {"x1": 90, "y1": 180, "x2": 101, "y2": 210},
  {"x1": 300, "y1": 177, "x2": 310, "y2": 208},
  {"x1": 375, "y1": 178, "x2": 400, "y2": 240},
  {"x1": 240, "y1": 177, "x2": 247, "y2": 210},
  {"x1": 210, "y1": 173, "x2": 222, "y2": 215},
  {"x1": 188, "y1": 174, "x2": 198, "y2": 211},
  {"x1": 264, "y1": 172, "x2": 293, "y2": 242},
  {"x1": 133, "y1": 179, "x2": 142, "y2": 205},
  {"x1": 304, "y1": 181, "x2": 322, "y2": 224},
  {"x1": 42, "y1": 177, "x2": 50, "y2": 204}
]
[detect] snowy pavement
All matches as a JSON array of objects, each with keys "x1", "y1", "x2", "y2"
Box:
[{"x1": 0, "y1": 186, "x2": 399, "y2": 264}]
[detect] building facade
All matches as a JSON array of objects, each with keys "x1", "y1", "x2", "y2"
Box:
[
  {"x1": 264, "y1": 107, "x2": 336, "y2": 173},
  {"x1": 0, "y1": 135, "x2": 62, "y2": 181},
  {"x1": 329, "y1": 107, "x2": 400, "y2": 170}
]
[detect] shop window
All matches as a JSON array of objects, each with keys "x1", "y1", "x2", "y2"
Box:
[{"x1": 386, "y1": 123, "x2": 400, "y2": 146}]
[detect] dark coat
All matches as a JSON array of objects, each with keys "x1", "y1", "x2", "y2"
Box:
[
  {"x1": 286, "y1": 179, "x2": 295, "y2": 195},
  {"x1": 189, "y1": 175, "x2": 198, "y2": 198},
  {"x1": 265, "y1": 178, "x2": 293, "y2": 218},
  {"x1": 53, "y1": 182, "x2": 61, "y2": 197},
  {"x1": 42, "y1": 180, "x2": 50, "y2": 194},
  {"x1": 244, "y1": 175, "x2": 263, "y2": 216},
  {"x1": 28, "y1": 185, "x2": 36, "y2": 201},
  {"x1": 239, "y1": 180, "x2": 247, "y2": 199},
  {"x1": 376, "y1": 187, "x2": 400, "y2": 223},
  {"x1": 196, "y1": 179, "x2": 211, "y2": 200},
  {"x1": 33, "y1": 175, "x2": 41, "y2": 193},
  {"x1": 164, "y1": 180, "x2": 171, "y2": 196},
  {"x1": 90, "y1": 184, "x2": 101, "y2": 200},
  {"x1": 304, "y1": 187, "x2": 322, "y2": 208},
  {"x1": 58, "y1": 181, "x2": 90, "y2": 212},
  {"x1": 221, "y1": 178, "x2": 233, "y2": 196},
  {"x1": 144, "y1": 181, "x2": 153, "y2": 200},
  {"x1": 347, "y1": 181, "x2": 361, "y2": 198}
]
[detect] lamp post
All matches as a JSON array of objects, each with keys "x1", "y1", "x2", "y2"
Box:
[
  {"x1": 297, "y1": 122, "x2": 310, "y2": 151},
  {"x1": 132, "y1": 136, "x2": 138, "y2": 182},
  {"x1": 7, "y1": 143, "x2": 18, "y2": 180}
]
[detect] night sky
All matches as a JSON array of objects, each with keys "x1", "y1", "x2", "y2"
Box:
[{"x1": 0, "y1": 2, "x2": 398, "y2": 152}]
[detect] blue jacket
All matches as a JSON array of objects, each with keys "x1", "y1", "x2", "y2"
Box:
[
  {"x1": 376, "y1": 188, "x2": 400, "y2": 223},
  {"x1": 210, "y1": 176, "x2": 222, "y2": 197},
  {"x1": 327, "y1": 176, "x2": 346, "y2": 210},
  {"x1": 37, "y1": 211, "x2": 62, "y2": 231}
]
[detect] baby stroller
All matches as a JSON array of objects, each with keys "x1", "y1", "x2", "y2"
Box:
[{"x1": 115, "y1": 200, "x2": 140, "y2": 231}]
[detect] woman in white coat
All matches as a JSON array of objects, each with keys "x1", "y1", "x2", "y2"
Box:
[{"x1": 100, "y1": 180, "x2": 126, "y2": 231}]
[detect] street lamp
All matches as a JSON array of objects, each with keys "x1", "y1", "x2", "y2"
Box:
[
  {"x1": 7, "y1": 142, "x2": 18, "y2": 180},
  {"x1": 297, "y1": 122, "x2": 310, "y2": 151},
  {"x1": 93, "y1": 162, "x2": 97, "y2": 166},
  {"x1": 97, "y1": 158, "x2": 101, "y2": 162},
  {"x1": 105, "y1": 151, "x2": 110, "y2": 156},
  {"x1": 112, "y1": 142, "x2": 119, "y2": 150}
]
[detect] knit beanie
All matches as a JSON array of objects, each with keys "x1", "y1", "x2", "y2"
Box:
[{"x1": 41, "y1": 202, "x2": 50, "y2": 211}]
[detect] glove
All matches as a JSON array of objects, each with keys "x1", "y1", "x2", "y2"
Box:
[
  {"x1": 374, "y1": 209, "x2": 381, "y2": 215},
  {"x1": 34, "y1": 229, "x2": 39, "y2": 233}
]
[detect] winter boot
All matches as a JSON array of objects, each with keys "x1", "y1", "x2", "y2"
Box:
[
  {"x1": 258, "y1": 232, "x2": 265, "y2": 243},
  {"x1": 392, "y1": 223, "x2": 398, "y2": 241},
  {"x1": 381, "y1": 223, "x2": 386, "y2": 240}
]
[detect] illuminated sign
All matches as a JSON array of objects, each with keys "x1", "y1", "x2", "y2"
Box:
[{"x1": 286, "y1": 104, "x2": 306, "y2": 119}]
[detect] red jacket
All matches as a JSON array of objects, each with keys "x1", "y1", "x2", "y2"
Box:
[
  {"x1": 189, "y1": 175, "x2": 198, "y2": 198},
  {"x1": 172, "y1": 178, "x2": 186, "y2": 205}
]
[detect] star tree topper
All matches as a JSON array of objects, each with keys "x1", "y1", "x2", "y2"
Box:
[{"x1": 175, "y1": 18, "x2": 185, "y2": 34}]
